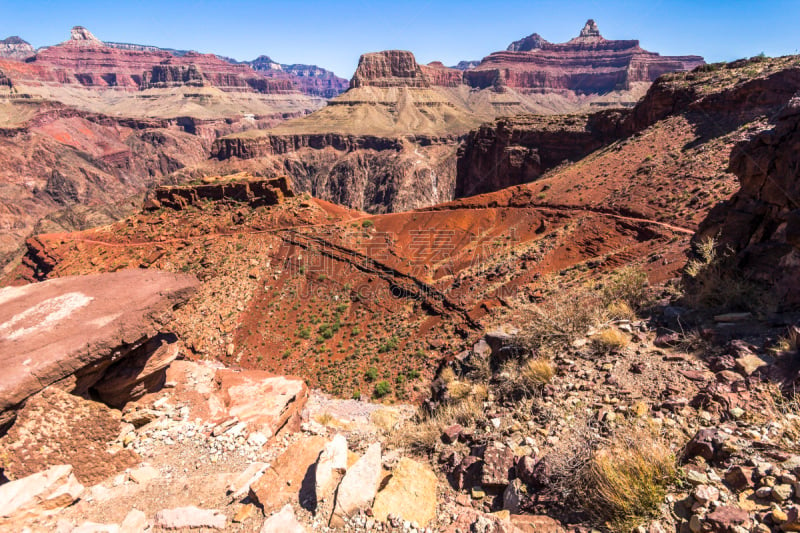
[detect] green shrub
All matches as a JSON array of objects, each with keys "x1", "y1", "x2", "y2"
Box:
[{"x1": 374, "y1": 380, "x2": 391, "y2": 398}]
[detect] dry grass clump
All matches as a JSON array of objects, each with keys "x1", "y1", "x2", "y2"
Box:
[
  {"x1": 776, "y1": 326, "x2": 800, "y2": 353},
  {"x1": 314, "y1": 412, "x2": 334, "y2": 426},
  {"x1": 592, "y1": 328, "x2": 630, "y2": 354},
  {"x1": 600, "y1": 265, "x2": 649, "y2": 311},
  {"x1": 581, "y1": 428, "x2": 677, "y2": 531},
  {"x1": 498, "y1": 357, "x2": 555, "y2": 398},
  {"x1": 605, "y1": 300, "x2": 635, "y2": 321},
  {"x1": 395, "y1": 399, "x2": 485, "y2": 456},
  {"x1": 517, "y1": 290, "x2": 603, "y2": 351},
  {"x1": 761, "y1": 384, "x2": 800, "y2": 453}
]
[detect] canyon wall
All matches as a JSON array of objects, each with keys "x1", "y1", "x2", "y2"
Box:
[{"x1": 695, "y1": 92, "x2": 800, "y2": 307}]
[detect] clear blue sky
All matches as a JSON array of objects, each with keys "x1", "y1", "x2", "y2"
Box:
[{"x1": 1, "y1": 1, "x2": 797, "y2": 78}]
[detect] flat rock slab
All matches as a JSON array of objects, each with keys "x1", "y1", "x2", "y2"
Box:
[
  {"x1": 0, "y1": 387, "x2": 139, "y2": 484},
  {"x1": 0, "y1": 270, "x2": 198, "y2": 427},
  {"x1": 315, "y1": 433, "x2": 348, "y2": 504},
  {"x1": 330, "y1": 442, "x2": 381, "y2": 527}
]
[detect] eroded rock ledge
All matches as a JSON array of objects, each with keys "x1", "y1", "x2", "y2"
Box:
[
  {"x1": 0, "y1": 269, "x2": 198, "y2": 430},
  {"x1": 143, "y1": 174, "x2": 294, "y2": 211}
]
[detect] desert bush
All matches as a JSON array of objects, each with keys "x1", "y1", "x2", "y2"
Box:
[
  {"x1": 396, "y1": 399, "x2": 485, "y2": 456},
  {"x1": 517, "y1": 290, "x2": 603, "y2": 352},
  {"x1": 600, "y1": 265, "x2": 649, "y2": 310},
  {"x1": 373, "y1": 380, "x2": 391, "y2": 398},
  {"x1": 592, "y1": 328, "x2": 630, "y2": 354},
  {"x1": 581, "y1": 429, "x2": 677, "y2": 531},
  {"x1": 682, "y1": 236, "x2": 771, "y2": 313},
  {"x1": 605, "y1": 300, "x2": 635, "y2": 321}
]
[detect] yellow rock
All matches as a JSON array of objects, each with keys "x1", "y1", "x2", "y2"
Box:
[
  {"x1": 492, "y1": 510, "x2": 511, "y2": 521},
  {"x1": 372, "y1": 457, "x2": 437, "y2": 527},
  {"x1": 233, "y1": 503, "x2": 256, "y2": 523}
]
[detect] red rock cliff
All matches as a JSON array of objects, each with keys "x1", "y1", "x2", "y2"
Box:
[
  {"x1": 22, "y1": 26, "x2": 295, "y2": 94},
  {"x1": 465, "y1": 19, "x2": 704, "y2": 94}
]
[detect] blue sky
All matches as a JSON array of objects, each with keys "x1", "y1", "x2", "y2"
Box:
[{"x1": 1, "y1": 1, "x2": 798, "y2": 78}]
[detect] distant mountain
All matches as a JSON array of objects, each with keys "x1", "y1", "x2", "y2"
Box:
[
  {"x1": 451, "y1": 60, "x2": 480, "y2": 70},
  {"x1": 0, "y1": 35, "x2": 35, "y2": 60},
  {"x1": 238, "y1": 55, "x2": 349, "y2": 98},
  {"x1": 0, "y1": 28, "x2": 347, "y2": 98}
]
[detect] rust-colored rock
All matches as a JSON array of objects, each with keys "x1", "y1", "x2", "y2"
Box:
[
  {"x1": 146, "y1": 175, "x2": 295, "y2": 211},
  {"x1": 0, "y1": 269, "x2": 198, "y2": 429},
  {"x1": 24, "y1": 27, "x2": 292, "y2": 94},
  {"x1": 0, "y1": 464, "x2": 84, "y2": 526},
  {"x1": 248, "y1": 435, "x2": 327, "y2": 514},
  {"x1": 695, "y1": 91, "x2": 800, "y2": 308},
  {"x1": 465, "y1": 20, "x2": 703, "y2": 94},
  {"x1": 456, "y1": 110, "x2": 630, "y2": 197},
  {"x1": 213, "y1": 368, "x2": 308, "y2": 436},
  {"x1": 0, "y1": 387, "x2": 139, "y2": 484}
]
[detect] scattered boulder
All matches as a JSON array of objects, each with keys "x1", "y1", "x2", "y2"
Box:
[
  {"x1": 128, "y1": 466, "x2": 159, "y2": 485},
  {"x1": 734, "y1": 353, "x2": 769, "y2": 377},
  {"x1": 153, "y1": 506, "x2": 227, "y2": 530},
  {"x1": 260, "y1": 504, "x2": 307, "y2": 533},
  {"x1": 315, "y1": 434, "x2": 348, "y2": 505},
  {"x1": 249, "y1": 435, "x2": 327, "y2": 514},
  {"x1": 119, "y1": 509, "x2": 148, "y2": 533},
  {"x1": 443, "y1": 506, "x2": 524, "y2": 533},
  {"x1": 213, "y1": 369, "x2": 308, "y2": 437},
  {"x1": 228, "y1": 462, "x2": 269, "y2": 500},
  {"x1": 503, "y1": 478, "x2": 525, "y2": 514},
  {"x1": 510, "y1": 514, "x2": 566, "y2": 533},
  {"x1": 724, "y1": 466, "x2": 755, "y2": 491},
  {"x1": 372, "y1": 457, "x2": 438, "y2": 527},
  {"x1": 330, "y1": 442, "x2": 381, "y2": 527},
  {"x1": 442, "y1": 424, "x2": 463, "y2": 444},
  {"x1": 683, "y1": 428, "x2": 728, "y2": 463},
  {"x1": 0, "y1": 465, "x2": 84, "y2": 526},
  {"x1": 482, "y1": 442, "x2": 516, "y2": 490},
  {"x1": 92, "y1": 333, "x2": 180, "y2": 407},
  {"x1": 704, "y1": 505, "x2": 750, "y2": 532},
  {"x1": 0, "y1": 387, "x2": 138, "y2": 484}
]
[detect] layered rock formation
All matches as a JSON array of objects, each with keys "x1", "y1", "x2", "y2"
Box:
[
  {"x1": 209, "y1": 22, "x2": 703, "y2": 216},
  {"x1": 244, "y1": 55, "x2": 348, "y2": 98},
  {"x1": 0, "y1": 104, "x2": 219, "y2": 267},
  {"x1": 25, "y1": 27, "x2": 288, "y2": 94},
  {"x1": 465, "y1": 20, "x2": 703, "y2": 95},
  {"x1": 0, "y1": 269, "x2": 198, "y2": 429},
  {"x1": 0, "y1": 27, "x2": 332, "y2": 269},
  {"x1": 350, "y1": 50, "x2": 441, "y2": 89},
  {"x1": 455, "y1": 110, "x2": 630, "y2": 197},
  {"x1": 0, "y1": 36, "x2": 35, "y2": 60},
  {"x1": 144, "y1": 174, "x2": 294, "y2": 211}
]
